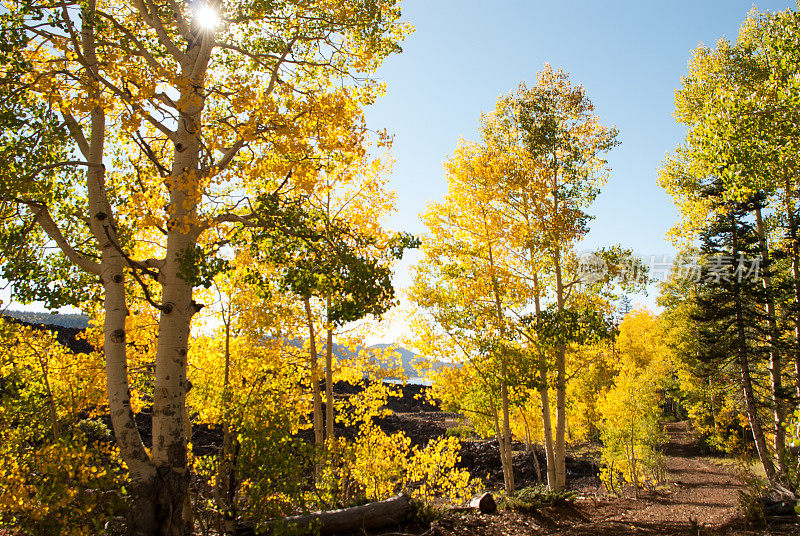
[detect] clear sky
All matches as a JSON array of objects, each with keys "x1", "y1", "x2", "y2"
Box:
[{"x1": 361, "y1": 0, "x2": 796, "y2": 341}]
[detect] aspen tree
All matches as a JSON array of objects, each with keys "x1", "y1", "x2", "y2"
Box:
[{"x1": 0, "y1": 2, "x2": 409, "y2": 533}]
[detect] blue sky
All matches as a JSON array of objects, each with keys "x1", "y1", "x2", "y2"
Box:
[{"x1": 364, "y1": 0, "x2": 795, "y2": 326}]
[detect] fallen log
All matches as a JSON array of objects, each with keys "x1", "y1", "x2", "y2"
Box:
[
  {"x1": 238, "y1": 493, "x2": 411, "y2": 535},
  {"x1": 448, "y1": 492, "x2": 497, "y2": 515},
  {"x1": 468, "y1": 492, "x2": 497, "y2": 514},
  {"x1": 765, "y1": 515, "x2": 799, "y2": 525}
]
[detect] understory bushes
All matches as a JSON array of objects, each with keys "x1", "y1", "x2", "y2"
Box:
[
  {"x1": 190, "y1": 418, "x2": 480, "y2": 535},
  {"x1": 0, "y1": 319, "x2": 126, "y2": 535}
]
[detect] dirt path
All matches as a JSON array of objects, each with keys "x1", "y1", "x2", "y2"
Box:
[
  {"x1": 425, "y1": 421, "x2": 798, "y2": 536},
  {"x1": 551, "y1": 421, "x2": 748, "y2": 535}
]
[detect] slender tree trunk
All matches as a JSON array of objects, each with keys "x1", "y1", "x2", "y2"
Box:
[
  {"x1": 754, "y1": 208, "x2": 787, "y2": 475},
  {"x1": 629, "y1": 423, "x2": 639, "y2": 499},
  {"x1": 304, "y1": 297, "x2": 324, "y2": 449},
  {"x1": 531, "y1": 272, "x2": 557, "y2": 490},
  {"x1": 520, "y1": 410, "x2": 532, "y2": 452},
  {"x1": 737, "y1": 316, "x2": 778, "y2": 484},
  {"x1": 520, "y1": 410, "x2": 543, "y2": 484},
  {"x1": 732, "y1": 222, "x2": 779, "y2": 485},
  {"x1": 32, "y1": 348, "x2": 60, "y2": 440},
  {"x1": 554, "y1": 248, "x2": 567, "y2": 490},
  {"x1": 539, "y1": 371, "x2": 557, "y2": 489},
  {"x1": 709, "y1": 377, "x2": 718, "y2": 434},
  {"x1": 488, "y1": 394, "x2": 513, "y2": 491},
  {"x1": 550, "y1": 161, "x2": 568, "y2": 492},
  {"x1": 325, "y1": 297, "x2": 335, "y2": 443},
  {"x1": 500, "y1": 359, "x2": 515, "y2": 492},
  {"x1": 554, "y1": 345, "x2": 567, "y2": 490},
  {"x1": 531, "y1": 443, "x2": 543, "y2": 484},
  {"x1": 486, "y1": 239, "x2": 514, "y2": 492},
  {"x1": 216, "y1": 306, "x2": 237, "y2": 536},
  {"x1": 783, "y1": 178, "x2": 800, "y2": 399},
  {"x1": 69, "y1": 3, "x2": 157, "y2": 533}
]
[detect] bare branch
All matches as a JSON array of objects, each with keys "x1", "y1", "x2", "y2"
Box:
[
  {"x1": 101, "y1": 225, "x2": 160, "y2": 280},
  {"x1": 91, "y1": 73, "x2": 178, "y2": 141},
  {"x1": 265, "y1": 36, "x2": 298, "y2": 97},
  {"x1": 144, "y1": 258, "x2": 165, "y2": 270},
  {"x1": 131, "y1": 0, "x2": 189, "y2": 65},
  {"x1": 164, "y1": 0, "x2": 192, "y2": 41},
  {"x1": 58, "y1": 1, "x2": 86, "y2": 66},
  {"x1": 131, "y1": 130, "x2": 170, "y2": 176},
  {"x1": 95, "y1": 8, "x2": 168, "y2": 77},
  {"x1": 62, "y1": 113, "x2": 91, "y2": 158},
  {"x1": 205, "y1": 139, "x2": 245, "y2": 176},
  {"x1": 28, "y1": 202, "x2": 102, "y2": 275}
]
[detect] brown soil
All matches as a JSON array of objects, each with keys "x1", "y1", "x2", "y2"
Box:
[{"x1": 417, "y1": 422, "x2": 799, "y2": 536}]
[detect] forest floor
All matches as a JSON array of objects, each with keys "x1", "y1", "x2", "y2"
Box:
[{"x1": 407, "y1": 421, "x2": 799, "y2": 536}]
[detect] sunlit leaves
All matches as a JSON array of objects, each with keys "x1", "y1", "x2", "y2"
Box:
[{"x1": 0, "y1": 318, "x2": 124, "y2": 533}]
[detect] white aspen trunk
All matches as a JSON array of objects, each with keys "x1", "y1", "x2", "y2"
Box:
[
  {"x1": 553, "y1": 249, "x2": 567, "y2": 491},
  {"x1": 486, "y1": 236, "x2": 515, "y2": 492},
  {"x1": 754, "y1": 208, "x2": 787, "y2": 476},
  {"x1": 783, "y1": 178, "x2": 800, "y2": 399},
  {"x1": 554, "y1": 343, "x2": 567, "y2": 491},
  {"x1": 500, "y1": 361, "x2": 515, "y2": 492},
  {"x1": 326, "y1": 297, "x2": 335, "y2": 443},
  {"x1": 68, "y1": 3, "x2": 156, "y2": 533},
  {"x1": 520, "y1": 410, "x2": 543, "y2": 484},
  {"x1": 216, "y1": 306, "x2": 237, "y2": 536},
  {"x1": 731, "y1": 226, "x2": 779, "y2": 485},
  {"x1": 540, "y1": 372, "x2": 557, "y2": 489},
  {"x1": 150, "y1": 204, "x2": 196, "y2": 535},
  {"x1": 531, "y1": 270, "x2": 557, "y2": 490},
  {"x1": 550, "y1": 162, "x2": 568, "y2": 491},
  {"x1": 630, "y1": 423, "x2": 639, "y2": 499},
  {"x1": 148, "y1": 22, "x2": 214, "y2": 533},
  {"x1": 488, "y1": 394, "x2": 513, "y2": 491}
]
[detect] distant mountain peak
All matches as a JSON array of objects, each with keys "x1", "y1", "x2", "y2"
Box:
[{"x1": 2, "y1": 310, "x2": 90, "y2": 329}]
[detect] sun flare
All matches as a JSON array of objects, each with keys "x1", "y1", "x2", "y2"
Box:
[{"x1": 195, "y1": 4, "x2": 220, "y2": 30}]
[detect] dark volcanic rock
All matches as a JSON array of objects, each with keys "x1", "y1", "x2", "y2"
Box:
[
  {"x1": 565, "y1": 457, "x2": 598, "y2": 477},
  {"x1": 374, "y1": 413, "x2": 445, "y2": 446},
  {"x1": 457, "y1": 440, "x2": 546, "y2": 487},
  {"x1": 384, "y1": 383, "x2": 439, "y2": 413},
  {"x1": 2, "y1": 315, "x2": 94, "y2": 354},
  {"x1": 456, "y1": 439, "x2": 598, "y2": 488}
]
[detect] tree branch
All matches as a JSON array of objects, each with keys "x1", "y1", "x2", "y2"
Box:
[
  {"x1": 62, "y1": 113, "x2": 91, "y2": 159},
  {"x1": 205, "y1": 139, "x2": 245, "y2": 177},
  {"x1": 164, "y1": 0, "x2": 192, "y2": 41},
  {"x1": 28, "y1": 202, "x2": 102, "y2": 275},
  {"x1": 95, "y1": 8, "x2": 168, "y2": 77},
  {"x1": 131, "y1": 0, "x2": 189, "y2": 65},
  {"x1": 90, "y1": 72, "x2": 178, "y2": 141}
]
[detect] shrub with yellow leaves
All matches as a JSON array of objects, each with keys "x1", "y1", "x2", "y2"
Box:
[
  {"x1": 0, "y1": 318, "x2": 125, "y2": 534},
  {"x1": 405, "y1": 435, "x2": 478, "y2": 506},
  {"x1": 314, "y1": 422, "x2": 479, "y2": 512},
  {"x1": 597, "y1": 310, "x2": 671, "y2": 497}
]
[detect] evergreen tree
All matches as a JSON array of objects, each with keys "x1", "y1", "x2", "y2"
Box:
[
  {"x1": 616, "y1": 296, "x2": 633, "y2": 323},
  {"x1": 692, "y1": 187, "x2": 779, "y2": 483}
]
